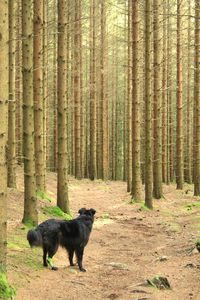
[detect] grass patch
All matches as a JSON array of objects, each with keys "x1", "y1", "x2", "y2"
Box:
[
  {"x1": 0, "y1": 273, "x2": 15, "y2": 299},
  {"x1": 101, "y1": 213, "x2": 110, "y2": 219},
  {"x1": 43, "y1": 205, "x2": 72, "y2": 220},
  {"x1": 167, "y1": 222, "x2": 180, "y2": 232},
  {"x1": 147, "y1": 275, "x2": 171, "y2": 290},
  {"x1": 139, "y1": 203, "x2": 152, "y2": 212},
  {"x1": 37, "y1": 190, "x2": 54, "y2": 203},
  {"x1": 185, "y1": 201, "x2": 200, "y2": 211}
]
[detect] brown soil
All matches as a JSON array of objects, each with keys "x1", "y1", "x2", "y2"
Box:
[{"x1": 6, "y1": 169, "x2": 200, "y2": 300}]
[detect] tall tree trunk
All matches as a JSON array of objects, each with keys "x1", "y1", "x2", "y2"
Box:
[
  {"x1": 74, "y1": 0, "x2": 81, "y2": 179},
  {"x1": 8, "y1": 0, "x2": 16, "y2": 188},
  {"x1": 53, "y1": 1, "x2": 57, "y2": 173},
  {"x1": 167, "y1": 0, "x2": 174, "y2": 182},
  {"x1": 162, "y1": 3, "x2": 168, "y2": 184},
  {"x1": 153, "y1": 0, "x2": 162, "y2": 198},
  {"x1": 127, "y1": 0, "x2": 132, "y2": 192},
  {"x1": 0, "y1": 0, "x2": 8, "y2": 272},
  {"x1": 34, "y1": 0, "x2": 45, "y2": 192},
  {"x1": 111, "y1": 46, "x2": 116, "y2": 180},
  {"x1": 101, "y1": 0, "x2": 108, "y2": 180},
  {"x1": 89, "y1": 0, "x2": 97, "y2": 180},
  {"x1": 144, "y1": 0, "x2": 153, "y2": 209},
  {"x1": 15, "y1": 0, "x2": 23, "y2": 166},
  {"x1": 131, "y1": 0, "x2": 142, "y2": 200},
  {"x1": 79, "y1": 0, "x2": 84, "y2": 178},
  {"x1": 43, "y1": 1, "x2": 47, "y2": 187},
  {"x1": 57, "y1": 0, "x2": 69, "y2": 213},
  {"x1": 22, "y1": 0, "x2": 38, "y2": 226},
  {"x1": 194, "y1": 0, "x2": 200, "y2": 196},
  {"x1": 176, "y1": 0, "x2": 184, "y2": 190},
  {"x1": 185, "y1": 0, "x2": 192, "y2": 184}
]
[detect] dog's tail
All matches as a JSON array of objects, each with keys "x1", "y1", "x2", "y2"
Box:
[{"x1": 27, "y1": 229, "x2": 42, "y2": 247}]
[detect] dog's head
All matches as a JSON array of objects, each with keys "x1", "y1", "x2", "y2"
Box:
[{"x1": 78, "y1": 208, "x2": 96, "y2": 221}]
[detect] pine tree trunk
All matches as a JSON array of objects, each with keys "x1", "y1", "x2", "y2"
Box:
[
  {"x1": 185, "y1": 0, "x2": 192, "y2": 184},
  {"x1": 127, "y1": 0, "x2": 132, "y2": 192},
  {"x1": 144, "y1": 0, "x2": 153, "y2": 209},
  {"x1": 57, "y1": 0, "x2": 69, "y2": 213},
  {"x1": 153, "y1": 0, "x2": 162, "y2": 198},
  {"x1": 15, "y1": 0, "x2": 23, "y2": 166},
  {"x1": 101, "y1": 0, "x2": 108, "y2": 180},
  {"x1": 131, "y1": 0, "x2": 142, "y2": 200},
  {"x1": 111, "y1": 46, "x2": 116, "y2": 180},
  {"x1": 43, "y1": 1, "x2": 47, "y2": 188},
  {"x1": 167, "y1": 0, "x2": 174, "y2": 182},
  {"x1": 0, "y1": 0, "x2": 8, "y2": 272},
  {"x1": 22, "y1": 0, "x2": 38, "y2": 226},
  {"x1": 74, "y1": 0, "x2": 81, "y2": 179},
  {"x1": 34, "y1": 0, "x2": 45, "y2": 192},
  {"x1": 7, "y1": 0, "x2": 16, "y2": 188},
  {"x1": 176, "y1": 0, "x2": 184, "y2": 190},
  {"x1": 89, "y1": 0, "x2": 97, "y2": 180},
  {"x1": 162, "y1": 3, "x2": 168, "y2": 184},
  {"x1": 194, "y1": 0, "x2": 200, "y2": 196},
  {"x1": 79, "y1": 0, "x2": 84, "y2": 178}
]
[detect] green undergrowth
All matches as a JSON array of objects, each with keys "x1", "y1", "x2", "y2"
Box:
[
  {"x1": 43, "y1": 205, "x2": 72, "y2": 220},
  {"x1": 7, "y1": 226, "x2": 43, "y2": 272},
  {"x1": 167, "y1": 222, "x2": 180, "y2": 232},
  {"x1": 185, "y1": 201, "x2": 200, "y2": 211},
  {"x1": 139, "y1": 202, "x2": 152, "y2": 211},
  {"x1": 0, "y1": 273, "x2": 15, "y2": 300},
  {"x1": 37, "y1": 190, "x2": 55, "y2": 203},
  {"x1": 101, "y1": 213, "x2": 110, "y2": 219}
]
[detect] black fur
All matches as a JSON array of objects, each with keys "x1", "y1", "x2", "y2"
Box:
[{"x1": 27, "y1": 208, "x2": 96, "y2": 272}]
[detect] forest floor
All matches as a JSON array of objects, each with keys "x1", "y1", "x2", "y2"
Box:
[{"x1": 5, "y1": 167, "x2": 200, "y2": 300}]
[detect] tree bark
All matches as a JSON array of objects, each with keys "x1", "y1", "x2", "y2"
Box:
[
  {"x1": 57, "y1": 0, "x2": 69, "y2": 213},
  {"x1": 194, "y1": 0, "x2": 200, "y2": 196},
  {"x1": 0, "y1": 0, "x2": 8, "y2": 272},
  {"x1": 22, "y1": 0, "x2": 38, "y2": 226},
  {"x1": 131, "y1": 0, "x2": 142, "y2": 200},
  {"x1": 176, "y1": 0, "x2": 184, "y2": 190},
  {"x1": 8, "y1": 0, "x2": 16, "y2": 188},
  {"x1": 153, "y1": 0, "x2": 163, "y2": 198},
  {"x1": 144, "y1": 0, "x2": 153, "y2": 209}
]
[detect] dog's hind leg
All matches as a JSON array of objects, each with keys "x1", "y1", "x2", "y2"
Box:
[
  {"x1": 43, "y1": 246, "x2": 48, "y2": 267},
  {"x1": 47, "y1": 244, "x2": 59, "y2": 271},
  {"x1": 67, "y1": 247, "x2": 75, "y2": 266},
  {"x1": 75, "y1": 247, "x2": 86, "y2": 272}
]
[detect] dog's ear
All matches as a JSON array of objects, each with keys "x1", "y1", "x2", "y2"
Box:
[
  {"x1": 90, "y1": 208, "x2": 96, "y2": 215},
  {"x1": 78, "y1": 208, "x2": 86, "y2": 215}
]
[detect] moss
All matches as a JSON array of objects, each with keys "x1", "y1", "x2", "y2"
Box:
[
  {"x1": 129, "y1": 198, "x2": 141, "y2": 204},
  {"x1": 0, "y1": 273, "x2": 15, "y2": 300},
  {"x1": 185, "y1": 201, "x2": 200, "y2": 211},
  {"x1": 22, "y1": 218, "x2": 37, "y2": 228},
  {"x1": 36, "y1": 190, "x2": 54, "y2": 203},
  {"x1": 43, "y1": 205, "x2": 72, "y2": 220},
  {"x1": 139, "y1": 203, "x2": 151, "y2": 212}
]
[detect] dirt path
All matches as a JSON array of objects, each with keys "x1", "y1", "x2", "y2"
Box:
[{"x1": 7, "y1": 174, "x2": 200, "y2": 300}]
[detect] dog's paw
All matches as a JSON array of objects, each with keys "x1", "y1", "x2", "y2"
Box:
[
  {"x1": 80, "y1": 268, "x2": 87, "y2": 272},
  {"x1": 51, "y1": 266, "x2": 58, "y2": 271}
]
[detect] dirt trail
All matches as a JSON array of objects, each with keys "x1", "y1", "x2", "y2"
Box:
[{"x1": 7, "y1": 173, "x2": 200, "y2": 300}]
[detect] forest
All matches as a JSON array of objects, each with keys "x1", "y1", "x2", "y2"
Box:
[{"x1": 0, "y1": 0, "x2": 200, "y2": 299}]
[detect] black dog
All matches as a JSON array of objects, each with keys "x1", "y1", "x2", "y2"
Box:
[{"x1": 27, "y1": 208, "x2": 96, "y2": 272}]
